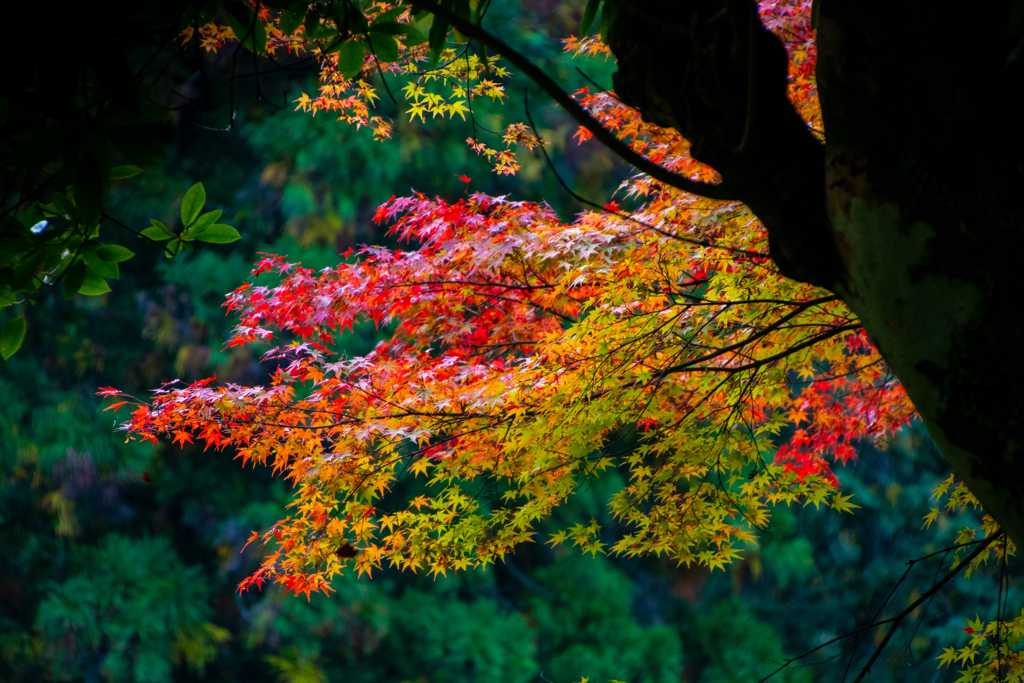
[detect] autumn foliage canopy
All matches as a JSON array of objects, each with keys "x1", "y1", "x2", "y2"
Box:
[{"x1": 100, "y1": 0, "x2": 928, "y2": 600}]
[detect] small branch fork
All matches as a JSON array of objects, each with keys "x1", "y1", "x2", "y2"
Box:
[{"x1": 757, "y1": 533, "x2": 1005, "y2": 683}]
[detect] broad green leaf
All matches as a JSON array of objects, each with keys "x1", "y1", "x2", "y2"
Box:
[
  {"x1": 64, "y1": 262, "x2": 86, "y2": 299},
  {"x1": 143, "y1": 219, "x2": 176, "y2": 241},
  {"x1": 428, "y1": 16, "x2": 449, "y2": 64},
  {"x1": 400, "y1": 25, "x2": 428, "y2": 47},
  {"x1": 181, "y1": 183, "x2": 206, "y2": 227},
  {"x1": 141, "y1": 227, "x2": 170, "y2": 241},
  {"x1": 279, "y1": 9, "x2": 304, "y2": 35},
  {"x1": 599, "y1": 0, "x2": 618, "y2": 46},
  {"x1": 331, "y1": 1, "x2": 369, "y2": 33},
  {"x1": 78, "y1": 271, "x2": 112, "y2": 296},
  {"x1": 366, "y1": 33, "x2": 398, "y2": 63},
  {"x1": 369, "y1": 20, "x2": 405, "y2": 35},
  {"x1": 97, "y1": 245, "x2": 135, "y2": 262},
  {"x1": 178, "y1": 0, "x2": 221, "y2": 29},
  {"x1": 198, "y1": 0, "x2": 221, "y2": 25},
  {"x1": 337, "y1": 39, "x2": 365, "y2": 79},
  {"x1": 50, "y1": 193, "x2": 77, "y2": 221},
  {"x1": 373, "y1": 6, "x2": 405, "y2": 24},
  {"x1": 110, "y1": 165, "x2": 143, "y2": 180},
  {"x1": 0, "y1": 317, "x2": 25, "y2": 360},
  {"x1": 9, "y1": 253, "x2": 44, "y2": 292},
  {"x1": 84, "y1": 252, "x2": 119, "y2": 279},
  {"x1": 184, "y1": 209, "x2": 223, "y2": 239},
  {"x1": 0, "y1": 286, "x2": 15, "y2": 308},
  {"x1": 225, "y1": 1, "x2": 268, "y2": 53},
  {"x1": 304, "y1": 11, "x2": 335, "y2": 39},
  {"x1": 192, "y1": 224, "x2": 241, "y2": 244},
  {"x1": 580, "y1": 0, "x2": 601, "y2": 35}
]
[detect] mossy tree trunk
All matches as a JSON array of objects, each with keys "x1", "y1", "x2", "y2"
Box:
[{"x1": 608, "y1": 0, "x2": 1024, "y2": 544}]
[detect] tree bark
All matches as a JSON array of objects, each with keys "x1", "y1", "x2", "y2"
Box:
[{"x1": 609, "y1": 0, "x2": 1024, "y2": 545}]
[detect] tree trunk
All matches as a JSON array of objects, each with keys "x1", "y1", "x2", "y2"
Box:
[
  {"x1": 609, "y1": 0, "x2": 1024, "y2": 545},
  {"x1": 817, "y1": 1, "x2": 1024, "y2": 545}
]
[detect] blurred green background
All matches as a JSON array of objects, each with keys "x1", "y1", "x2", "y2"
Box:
[{"x1": 1, "y1": 2, "x2": 1018, "y2": 681}]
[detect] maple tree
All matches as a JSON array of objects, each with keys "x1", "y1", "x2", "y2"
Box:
[{"x1": 79, "y1": 0, "x2": 1024, "y2": 679}]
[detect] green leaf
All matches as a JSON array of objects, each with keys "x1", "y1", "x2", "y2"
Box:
[
  {"x1": 0, "y1": 286, "x2": 16, "y2": 308},
  {"x1": 42, "y1": 193, "x2": 77, "y2": 221},
  {"x1": 141, "y1": 227, "x2": 170, "y2": 241},
  {"x1": 184, "y1": 210, "x2": 224, "y2": 239},
  {"x1": 279, "y1": 9, "x2": 304, "y2": 35},
  {"x1": 580, "y1": 0, "x2": 601, "y2": 35},
  {"x1": 79, "y1": 271, "x2": 112, "y2": 296},
  {"x1": 181, "y1": 183, "x2": 206, "y2": 227},
  {"x1": 598, "y1": 0, "x2": 618, "y2": 46},
  {"x1": 369, "y1": 20, "x2": 405, "y2": 35},
  {"x1": 366, "y1": 32, "x2": 398, "y2": 63},
  {"x1": 143, "y1": 219, "x2": 176, "y2": 241},
  {"x1": 304, "y1": 11, "x2": 335, "y2": 39},
  {"x1": 110, "y1": 165, "x2": 143, "y2": 180},
  {"x1": 331, "y1": 1, "x2": 369, "y2": 33},
  {"x1": 192, "y1": 224, "x2": 241, "y2": 244},
  {"x1": 225, "y1": 1, "x2": 268, "y2": 53},
  {"x1": 400, "y1": 25, "x2": 428, "y2": 47},
  {"x1": 96, "y1": 245, "x2": 135, "y2": 262},
  {"x1": 64, "y1": 262, "x2": 86, "y2": 299},
  {"x1": 1, "y1": 317, "x2": 25, "y2": 360},
  {"x1": 198, "y1": 0, "x2": 221, "y2": 26},
  {"x1": 374, "y1": 6, "x2": 405, "y2": 24},
  {"x1": 9, "y1": 252, "x2": 45, "y2": 292},
  {"x1": 428, "y1": 15, "x2": 450, "y2": 65},
  {"x1": 179, "y1": 0, "x2": 221, "y2": 30},
  {"x1": 337, "y1": 39, "x2": 365, "y2": 78},
  {"x1": 84, "y1": 252, "x2": 119, "y2": 279}
]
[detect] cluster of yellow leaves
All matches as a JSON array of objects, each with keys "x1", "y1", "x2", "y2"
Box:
[
  {"x1": 180, "y1": 2, "x2": 528, "y2": 171},
  {"x1": 401, "y1": 50, "x2": 508, "y2": 122},
  {"x1": 924, "y1": 475, "x2": 1015, "y2": 578},
  {"x1": 924, "y1": 476, "x2": 1021, "y2": 682},
  {"x1": 937, "y1": 612, "x2": 1024, "y2": 683}
]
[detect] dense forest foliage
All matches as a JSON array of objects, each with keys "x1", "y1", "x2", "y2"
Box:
[{"x1": 2, "y1": 1, "x2": 1020, "y2": 682}]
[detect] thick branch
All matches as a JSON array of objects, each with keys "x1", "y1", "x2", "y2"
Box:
[
  {"x1": 407, "y1": 0, "x2": 736, "y2": 201},
  {"x1": 607, "y1": 0, "x2": 845, "y2": 290}
]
